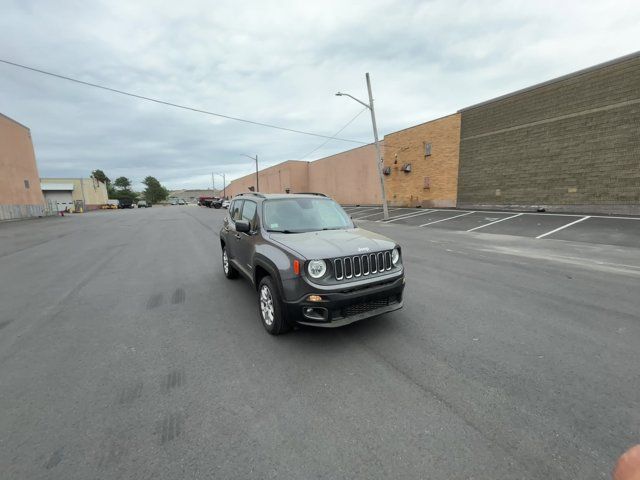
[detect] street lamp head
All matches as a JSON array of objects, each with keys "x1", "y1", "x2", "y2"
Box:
[{"x1": 335, "y1": 92, "x2": 343, "y2": 96}]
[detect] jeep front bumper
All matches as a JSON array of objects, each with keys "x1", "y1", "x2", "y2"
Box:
[{"x1": 283, "y1": 274, "x2": 405, "y2": 328}]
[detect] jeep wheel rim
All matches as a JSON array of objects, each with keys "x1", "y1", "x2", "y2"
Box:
[
  {"x1": 260, "y1": 285, "x2": 275, "y2": 326},
  {"x1": 223, "y1": 249, "x2": 229, "y2": 274}
]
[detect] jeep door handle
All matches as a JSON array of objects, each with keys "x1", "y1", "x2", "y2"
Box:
[{"x1": 234, "y1": 233, "x2": 241, "y2": 239}]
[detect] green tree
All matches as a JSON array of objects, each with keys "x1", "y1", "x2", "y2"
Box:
[
  {"x1": 91, "y1": 169, "x2": 110, "y2": 185},
  {"x1": 107, "y1": 183, "x2": 117, "y2": 199},
  {"x1": 142, "y1": 176, "x2": 169, "y2": 204},
  {"x1": 111, "y1": 176, "x2": 138, "y2": 201},
  {"x1": 113, "y1": 176, "x2": 132, "y2": 190}
]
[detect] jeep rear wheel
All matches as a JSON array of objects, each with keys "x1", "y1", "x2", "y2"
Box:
[
  {"x1": 258, "y1": 276, "x2": 290, "y2": 335},
  {"x1": 222, "y1": 246, "x2": 238, "y2": 279}
]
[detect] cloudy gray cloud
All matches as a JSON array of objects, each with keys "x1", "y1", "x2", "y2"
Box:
[{"x1": 1, "y1": 0, "x2": 639, "y2": 190}]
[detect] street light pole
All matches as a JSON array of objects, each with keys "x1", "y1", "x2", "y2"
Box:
[
  {"x1": 221, "y1": 173, "x2": 226, "y2": 198},
  {"x1": 242, "y1": 154, "x2": 259, "y2": 192},
  {"x1": 214, "y1": 172, "x2": 226, "y2": 198},
  {"x1": 336, "y1": 73, "x2": 389, "y2": 220}
]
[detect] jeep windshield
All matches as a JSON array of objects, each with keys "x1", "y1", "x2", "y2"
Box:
[{"x1": 263, "y1": 197, "x2": 353, "y2": 233}]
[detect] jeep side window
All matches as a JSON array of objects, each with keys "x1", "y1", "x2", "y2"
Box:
[
  {"x1": 241, "y1": 200, "x2": 257, "y2": 230},
  {"x1": 230, "y1": 200, "x2": 243, "y2": 222}
]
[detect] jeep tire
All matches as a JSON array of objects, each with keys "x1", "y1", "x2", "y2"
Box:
[
  {"x1": 258, "y1": 276, "x2": 290, "y2": 335},
  {"x1": 222, "y1": 246, "x2": 238, "y2": 279}
]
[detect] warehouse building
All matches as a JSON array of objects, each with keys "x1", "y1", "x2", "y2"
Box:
[
  {"x1": 224, "y1": 146, "x2": 381, "y2": 205},
  {"x1": 40, "y1": 177, "x2": 108, "y2": 212},
  {"x1": 170, "y1": 189, "x2": 221, "y2": 203},
  {"x1": 0, "y1": 113, "x2": 47, "y2": 220},
  {"x1": 382, "y1": 114, "x2": 461, "y2": 208},
  {"x1": 457, "y1": 51, "x2": 640, "y2": 215},
  {"x1": 225, "y1": 52, "x2": 638, "y2": 215},
  {"x1": 225, "y1": 160, "x2": 309, "y2": 197}
]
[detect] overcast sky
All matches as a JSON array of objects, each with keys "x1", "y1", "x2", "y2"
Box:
[{"x1": 1, "y1": 0, "x2": 638, "y2": 190}]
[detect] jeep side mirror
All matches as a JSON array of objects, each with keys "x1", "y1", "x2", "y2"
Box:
[{"x1": 236, "y1": 220, "x2": 251, "y2": 233}]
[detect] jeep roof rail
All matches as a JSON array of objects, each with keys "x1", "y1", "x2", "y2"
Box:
[
  {"x1": 293, "y1": 192, "x2": 327, "y2": 197},
  {"x1": 235, "y1": 192, "x2": 266, "y2": 198}
]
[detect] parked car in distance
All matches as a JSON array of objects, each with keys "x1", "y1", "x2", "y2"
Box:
[
  {"x1": 219, "y1": 193, "x2": 404, "y2": 335},
  {"x1": 178, "y1": 199, "x2": 186, "y2": 205},
  {"x1": 170, "y1": 199, "x2": 178, "y2": 205},
  {"x1": 118, "y1": 197, "x2": 134, "y2": 209},
  {"x1": 199, "y1": 196, "x2": 215, "y2": 207},
  {"x1": 102, "y1": 199, "x2": 119, "y2": 209},
  {"x1": 137, "y1": 200, "x2": 149, "y2": 208},
  {"x1": 222, "y1": 200, "x2": 230, "y2": 209}
]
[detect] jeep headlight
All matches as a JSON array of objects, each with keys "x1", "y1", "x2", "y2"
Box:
[
  {"x1": 307, "y1": 260, "x2": 327, "y2": 278},
  {"x1": 391, "y1": 248, "x2": 400, "y2": 265}
]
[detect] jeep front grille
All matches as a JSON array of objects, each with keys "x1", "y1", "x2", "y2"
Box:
[{"x1": 333, "y1": 251, "x2": 393, "y2": 281}]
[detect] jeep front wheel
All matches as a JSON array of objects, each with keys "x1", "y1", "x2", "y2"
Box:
[
  {"x1": 222, "y1": 246, "x2": 238, "y2": 279},
  {"x1": 258, "y1": 276, "x2": 290, "y2": 335}
]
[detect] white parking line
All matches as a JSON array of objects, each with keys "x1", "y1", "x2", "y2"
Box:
[
  {"x1": 419, "y1": 211, "x2": 474, "y2": 227},
  {"x1": 354, "y1": 208, "x2": 402, "y2": 219},
  {"x1": 344, "y1": 207, "x2": 376, "y2": 213},
  {"x1": 536, "y1": 216, "x2": 591, "y2": 239},
  {"x1": 467, "y1": 213, "x2": 523, "y2": 232},
  {"x1": 381, "y1": 209, "x2": 435, "y2": 223}
]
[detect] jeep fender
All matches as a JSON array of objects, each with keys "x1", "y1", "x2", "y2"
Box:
[{"x1": 253, "y1": 255, "x2": 284, "y2": 297}]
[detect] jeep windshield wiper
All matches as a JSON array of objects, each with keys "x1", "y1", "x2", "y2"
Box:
[{"x1": 267, "y1": 229, "x2": 301, "y2": 234}]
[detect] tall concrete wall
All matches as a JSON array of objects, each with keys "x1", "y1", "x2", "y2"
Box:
[
  {"x1": 457, "y1": 52, "x2": 640, "y2": 215},
  {"x1": 225, "y1": 161, "x2": 309, "y2": 197},
  {"x1": 382, "y1": 114, "x2": 461, "y2": 208},
  {"x1": 0, "y1": 113, "x2": 45, "y2": 219},
  {"x1": 308, "y1": 144, "x2": 380, "y2": 205},
  {"x1": 225, "y1": 148, "x2": 381, "y2": 205}
]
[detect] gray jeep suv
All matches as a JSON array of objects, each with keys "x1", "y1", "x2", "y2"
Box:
[{"x1": 220, "y1": 193, "x2": 405, "y2": 334}]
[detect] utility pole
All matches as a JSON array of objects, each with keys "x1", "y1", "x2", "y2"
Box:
[
  {"x1": 336, "y1": 73, "x2": 389, "y2": 219},
  {"x1": 211, "y1": 172, "x2": 215, "y2": 192},
  {"x1": 365, "y1": 73, "x2": 389, "y2": 220}
]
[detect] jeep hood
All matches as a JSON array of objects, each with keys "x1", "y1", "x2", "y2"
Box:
[{"x1": 268, "y1": 228, "x2": 397, "y2": 260}]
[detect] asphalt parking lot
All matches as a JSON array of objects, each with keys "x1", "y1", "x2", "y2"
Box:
[
  {"x1": 345, "y1": 206, "x2": 640, "y2": 248},
  {"x1": 1, "y1": 206, "x2": 639, "y2": 479}
]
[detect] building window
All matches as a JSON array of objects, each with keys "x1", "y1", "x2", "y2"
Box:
[
  {"x1": 24, "y1": 179, "x2": 30, "y2": 189},
  {"x1": 423, "y1": 177, "x2": 431, "y2": 189},
  {"x1": 424, "y1": 142, "x2": 432, "y2": 157}
]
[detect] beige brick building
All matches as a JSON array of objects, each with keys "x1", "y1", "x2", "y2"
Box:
[
  {"x1": 225, "y1": 160, "x2": 309, "y2": 198},
  {"x1": 40, "y1": 177, "x2": 108, "y2": 212},
  {"x1": 225, "y1": 115, "x2": 463, "y2": 208},
  {"x1": 0, "y1": 113, "x2": 46, "y2": 220},
  {"x1": 225, "y1": 146, "x2": 381, "y2": 205},
  {"x1": 308, "y1": 144, "x2": 379, "y2": 205},
  {"x1": 382, "y1": 113, "x2": 461, "y2": 208}
]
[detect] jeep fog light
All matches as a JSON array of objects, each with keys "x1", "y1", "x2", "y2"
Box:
[
  {"x1": 308, "y1": 295, "x2": 323, "y2": 302},
  {"x1": 392, "y1": 248, "x2": 400, "y2": 265},
  {"x1": 307, "y1": 260, "x2": 327, "y2": 278}
]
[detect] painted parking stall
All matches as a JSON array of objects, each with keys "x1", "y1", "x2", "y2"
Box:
[{"x1": 346, "y1": 206, "x2": 640, "y2": 249}]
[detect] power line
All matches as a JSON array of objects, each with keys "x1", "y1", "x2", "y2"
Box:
[
  {"x1": 0, "y1": 58, "x2": 367, "y2": 145},
  {"x1": 300, "y1": 107, "x2": 368, "y2": 160}
]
